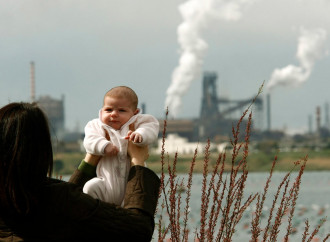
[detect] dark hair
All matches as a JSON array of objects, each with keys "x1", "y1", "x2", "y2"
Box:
[{"x1": 0, "y1": 102, "x2": 53, "y2": 214}]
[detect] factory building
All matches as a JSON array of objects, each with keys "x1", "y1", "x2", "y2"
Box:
[
  {"x1": 29, "y1": 61, "x2": 65, "y2": 139},
  {"x1": 159, "y1": 71, "x2": 264, "y2": 142},
  {"x1": 37, "y1": 95, "x2": 65, "y2": 139}
]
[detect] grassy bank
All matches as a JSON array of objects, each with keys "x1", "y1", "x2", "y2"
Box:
[
  {"x1": 147, "y1": 149, "x2": 330, "y2": 173},
  {"x1": 53, "y1": 149, "x2": 330, "y2": 175}
]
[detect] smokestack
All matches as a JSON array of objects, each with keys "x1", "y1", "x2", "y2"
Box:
[
  {"x1": 141, "y1": 103, "x2": 146, "y2": 114},
  {"x1": 308, "y1": 114, "x2": 313, "y2": 134},
  {"x1": 30, "y1": 61, "x2": 35, "y2": 102},
  {"x1": 266, "y1": 93, "x2": 271, "y2": 131},
  {"x1": 316, "y1": 106, "x2": 321, "y2": 134},
  {"x1": 325, "y1": 102, "x2": 330, "y2": 130}
]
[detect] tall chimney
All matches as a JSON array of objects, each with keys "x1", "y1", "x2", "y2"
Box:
[
  {"x1": 30, "y1": 61, "x2": 35, "y2": 102},
  {"x1": 316, "y1": 106, "x2": 321, "y2": 134},
  {"x1": 266, "y1": 93, "x2": 271, "y2": 131},
  {"x1": 141, "y1": 103, "x2": 146, "y2": 114},
  {"x1": 308, "y1": 114, "x2": 313, "y2": 134},
  {"x1": 325, "y1": 102, "x2": 330, "y2": 130}
]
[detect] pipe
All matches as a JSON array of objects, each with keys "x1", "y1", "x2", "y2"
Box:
[{"x1": 267, "y1": 93, "x2": 271, "y2": 131}]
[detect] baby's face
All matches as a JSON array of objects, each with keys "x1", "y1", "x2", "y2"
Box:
[{"x1": 101, "y1": 96, "x2": 138, "y2": 130}]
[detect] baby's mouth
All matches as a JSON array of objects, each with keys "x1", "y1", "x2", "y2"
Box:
[{"x1": 110, "y1": 120, "x2": 119, "y2": 122}]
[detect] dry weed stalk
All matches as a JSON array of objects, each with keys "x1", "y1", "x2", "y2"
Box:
[{"x1": 156, "y1": 85, "x2": 328, "y2": 241}]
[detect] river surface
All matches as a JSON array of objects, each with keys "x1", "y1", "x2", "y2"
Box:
[{"x1": 153, "y1": 171, "x2": 330, "y2": 241}]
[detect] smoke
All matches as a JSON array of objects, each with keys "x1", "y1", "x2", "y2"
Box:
[
  {"x1": 267, "y1": 27, "x2": 328, "y2": 91},
  {"x1": 165, "y1": 0, "x2": 253, "y2": 118}
]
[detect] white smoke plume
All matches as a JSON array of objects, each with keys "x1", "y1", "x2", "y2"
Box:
[
  {"x1": 267, "y1": 27, "x2": 328, "y2": 91},
  {"x1": 165, "y1": 0, "x2": 253, "y2": 118}
]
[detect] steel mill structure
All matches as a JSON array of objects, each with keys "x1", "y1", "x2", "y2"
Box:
[{"x1": 159, "y1": 71, "x2": 264, "y2": 142}]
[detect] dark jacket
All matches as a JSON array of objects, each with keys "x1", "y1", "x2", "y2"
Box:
[{"x1": 0, "y1": 161, "x2": 160, "y2": 241}]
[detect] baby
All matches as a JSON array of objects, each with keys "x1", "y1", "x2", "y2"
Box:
[{"x1": 83, "y1": 86, "x2": 159, "y2": 205}]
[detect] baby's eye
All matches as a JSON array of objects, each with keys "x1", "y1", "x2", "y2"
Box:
[
  {"x1": 119, "y1": 109, "x2": 126, "y2": 112},
  {"x1": 105, "y1": 108, "x2": 113, "y2": 112}
]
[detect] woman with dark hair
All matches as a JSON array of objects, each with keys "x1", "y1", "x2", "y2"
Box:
[{"x1": 0, "y1": 102, "x2": 160, "y2": 241}]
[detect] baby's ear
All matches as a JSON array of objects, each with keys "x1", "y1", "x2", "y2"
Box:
[{"x1": 134, "y1": 108, "x2": 140, "y2": 115}]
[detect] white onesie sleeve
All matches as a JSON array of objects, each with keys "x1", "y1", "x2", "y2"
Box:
[
  {"x1": 133, "y1": 114, "x2": 159, "y2": 146},
  {"x1": 83, "y1": 119, "x2": 111, "y2": 155}
]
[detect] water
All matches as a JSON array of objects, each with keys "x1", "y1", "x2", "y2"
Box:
[
  {"x1": 64, "y1": 171, "x2": 330, "y2": 241},
  {"x1": 154, "y1": 171, "x2": 330, "y2": 241}
]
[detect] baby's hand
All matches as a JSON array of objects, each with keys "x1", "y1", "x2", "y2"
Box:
[
  {"x1": 125, "y1": 130, "x2": 143, "y2": 143},
  {"x1": 104, "y1": 143, "x2": 119, "y2": 156}
]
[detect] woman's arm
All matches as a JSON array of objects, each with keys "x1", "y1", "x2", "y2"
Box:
[
  {"x1": 68, "y1": 153, "x2": 101, "y2": 186},
  {"x1": 83, "y1": 153, "x2": 101, "y2": 167},
  {"x1": 127, "y1": 138, "x2": 149, "y2": 166},
  {"x1": 67, "y1": 142, "x2": 160, "y2": 241}
]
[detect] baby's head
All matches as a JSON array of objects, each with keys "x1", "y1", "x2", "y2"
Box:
[{"x1": 101, "y1": 86, "x2": 139, "y2": 130}]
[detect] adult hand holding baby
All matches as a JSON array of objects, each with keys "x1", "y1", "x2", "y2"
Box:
[
  {"x1": 127, "y1": 123, "x2": 149, "y2": 166},
  {"x1": 125, "y1": 124, "x2": 143, "y2": 143}
]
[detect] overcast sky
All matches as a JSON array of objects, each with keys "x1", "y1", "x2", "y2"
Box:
[{"x1": 1, "y1": 0, "x2": 330, "y2": 134}]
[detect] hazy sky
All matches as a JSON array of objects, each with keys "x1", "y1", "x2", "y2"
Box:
[{"x1": 1, "y1": 0, "x2": 330, "y2": 134}]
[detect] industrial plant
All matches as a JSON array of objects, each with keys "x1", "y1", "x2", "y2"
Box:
[
  {"x1": 29, "y1": 62, "x2": 65, "y2": 140},
  {"x1": 160, "y1": 71, "x2": 265, "y2": 143},
  {"x1": 160, "y1": 71, "x2": 330, "y2": 145},
  {"x1": 24, "y1": 62, "x2": 330, "y2": 149}
]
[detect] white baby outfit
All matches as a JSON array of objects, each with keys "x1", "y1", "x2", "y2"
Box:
[{"x1": 83, "y1": 110, "x2": 159, "y2": 205}]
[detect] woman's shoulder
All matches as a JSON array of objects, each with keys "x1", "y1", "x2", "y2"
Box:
[
  {"x1": 41, "y1": 178, "x2": 80, "y2": 201},
  {"x1": 40, "y1": 178, "x2": 100, "y2": 218}
]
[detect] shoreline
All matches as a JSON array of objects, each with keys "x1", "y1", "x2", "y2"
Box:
[{"x1": 54, "y1": 151, "x2": 330, "y2": 176}]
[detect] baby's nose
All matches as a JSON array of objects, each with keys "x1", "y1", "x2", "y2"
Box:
[{"x1": 110, "y1": 110, "x2": 119, "y2": 116}]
